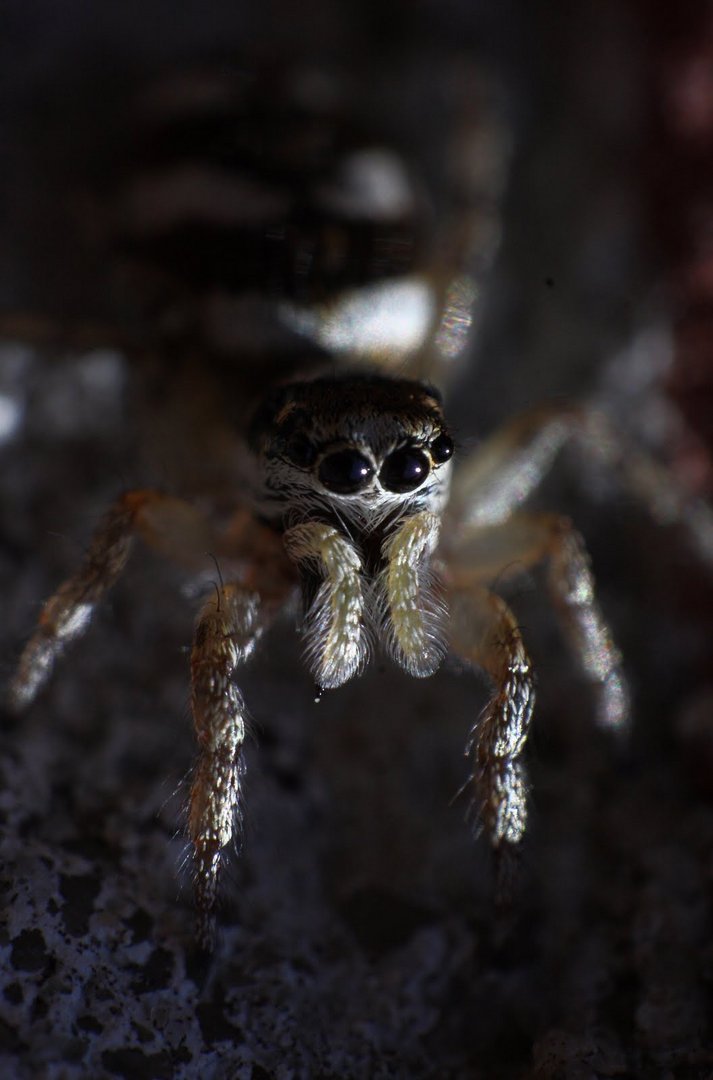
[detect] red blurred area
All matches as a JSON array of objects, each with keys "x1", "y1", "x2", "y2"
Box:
[{"x1": 643, "y1": 1, "x2": 713, "y2": 496}]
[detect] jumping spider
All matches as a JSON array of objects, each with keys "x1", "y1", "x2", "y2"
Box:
[
  {"x1": 11, "y1": 61, "x2": 709, "y2": 950},
  {"x1": 10, "y1": 366, "x2": 634, "y2": 947}
]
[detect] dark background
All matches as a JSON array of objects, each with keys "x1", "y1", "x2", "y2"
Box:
[{"x1": 1, "y1": 3, "x2": 712, "y2": 1077}]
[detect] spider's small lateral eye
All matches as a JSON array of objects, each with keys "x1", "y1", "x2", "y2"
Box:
[
  {"x1": 430, "y1": 432, "x2": 454, "y2": 464},
  {"x1": 284, "y1": 434, "x2": 317, "y2": 469},
  {"x1": 380, "y1": 447, "x2": 431, "y2": 493},
  {"x1": 318, "y1": 449, "x2": 375, "y2": 494}
]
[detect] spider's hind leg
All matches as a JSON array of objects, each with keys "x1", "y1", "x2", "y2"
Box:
[{"x1": 544, "y1": 515, "x2": 630, "y2": 731}]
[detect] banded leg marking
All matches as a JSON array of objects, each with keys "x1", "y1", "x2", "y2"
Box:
[
  {"x1": 189, "y1": 584, "x2": 263, "y2": 948},
  {"x1": 450, "y1": 587, "x2": 535, "y2": 854}
]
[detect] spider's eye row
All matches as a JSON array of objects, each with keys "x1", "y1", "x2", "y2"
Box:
[
  {"x1": 379, "y1": 447, "x2": 431, "y2": 493},
  {"x1": 284, "y1": 434, "x2": 317, "y2": 468},
  {"x1": 318, "y1": 449, "x2": 375, "y2": 494},
  {"x1": 430, "y1": 432, "x2": 454, "y2": 464}
]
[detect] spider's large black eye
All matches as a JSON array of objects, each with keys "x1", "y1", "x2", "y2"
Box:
[
  {"x1": 430, "y1": 432, "x2": 454, "y2": 464},
  {"x1": 318, "y1": 449, "x2": 375, "y2": 494},
  {"x1": 379, "y1": 447, "x2": 431, "y2": 493}
]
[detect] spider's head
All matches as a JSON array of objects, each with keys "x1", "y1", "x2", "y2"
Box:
[{"x1": 249, "y1": 373, "x2": 454, "y2": 532}]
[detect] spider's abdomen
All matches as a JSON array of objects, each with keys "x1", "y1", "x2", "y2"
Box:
[
  {"x1": 104, "y1": 66, "x2": 429, "y2": 377},
  {"x1": 117, "y1": 77, "x2": 424, "y2": 300},
  {"x1": 93, "y1": 56, "x2": 506, "y2": 405},
  {"x1": 68, "y1": 55, "x2": 507, "y2": 496}
]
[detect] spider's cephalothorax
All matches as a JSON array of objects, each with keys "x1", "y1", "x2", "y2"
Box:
[
  {"x1": 250, "y1": 373, "x2": 455, "y2": 688},
  {"x1": 251, "y1": 374, "x2": 454, "y2": 529}
]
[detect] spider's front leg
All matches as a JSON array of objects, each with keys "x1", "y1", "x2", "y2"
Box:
[
  {"x1": 448, "y1": 583, "x2": 535, "y2": 887},
  {"x1": 10, "y1": 483, "x2": 295, "y2": 946},
  {"x1": 189, "y1": 582, "x2": 280, "y2": 948},
  {"x1": 186, "y1": 518, "x2": 294, "y2": 947}
]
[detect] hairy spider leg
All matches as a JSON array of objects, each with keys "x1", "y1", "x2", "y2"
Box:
[
  {"x1": 9, "y1": 490, "x2": 214, "y2": 710},
  {"x1": 450, "y1": 403, "x2": 713, "y2": 562},
  {"x1": 10, "y1": 487, "x2": 299, "y2": 946},
  {"x1": 449, "y1": 406, "x2": 577, "y2": 529},
  {"x1": 446, "y1": 405, "x2": 667, "y2": 731},
  {"x1": 190, "y1": 583, "x2": 284, "y2": 950},
  {"x1": 545, "y1": 517, "x2": 629, "y2": 729},
  {"x1": 448, "y1": 584, "x2": 535, "y2": 892},
  {"x1": 448, "y1": 513, "x2": 629, "y2": 731}
]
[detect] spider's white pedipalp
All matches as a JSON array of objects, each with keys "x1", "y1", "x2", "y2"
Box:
[
  {"x1": 378, "y1": 508, "x2": 447, "y2": 678},
  {"x1": 283, "y1": 522, "x2": 369, "y2": 690}
]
